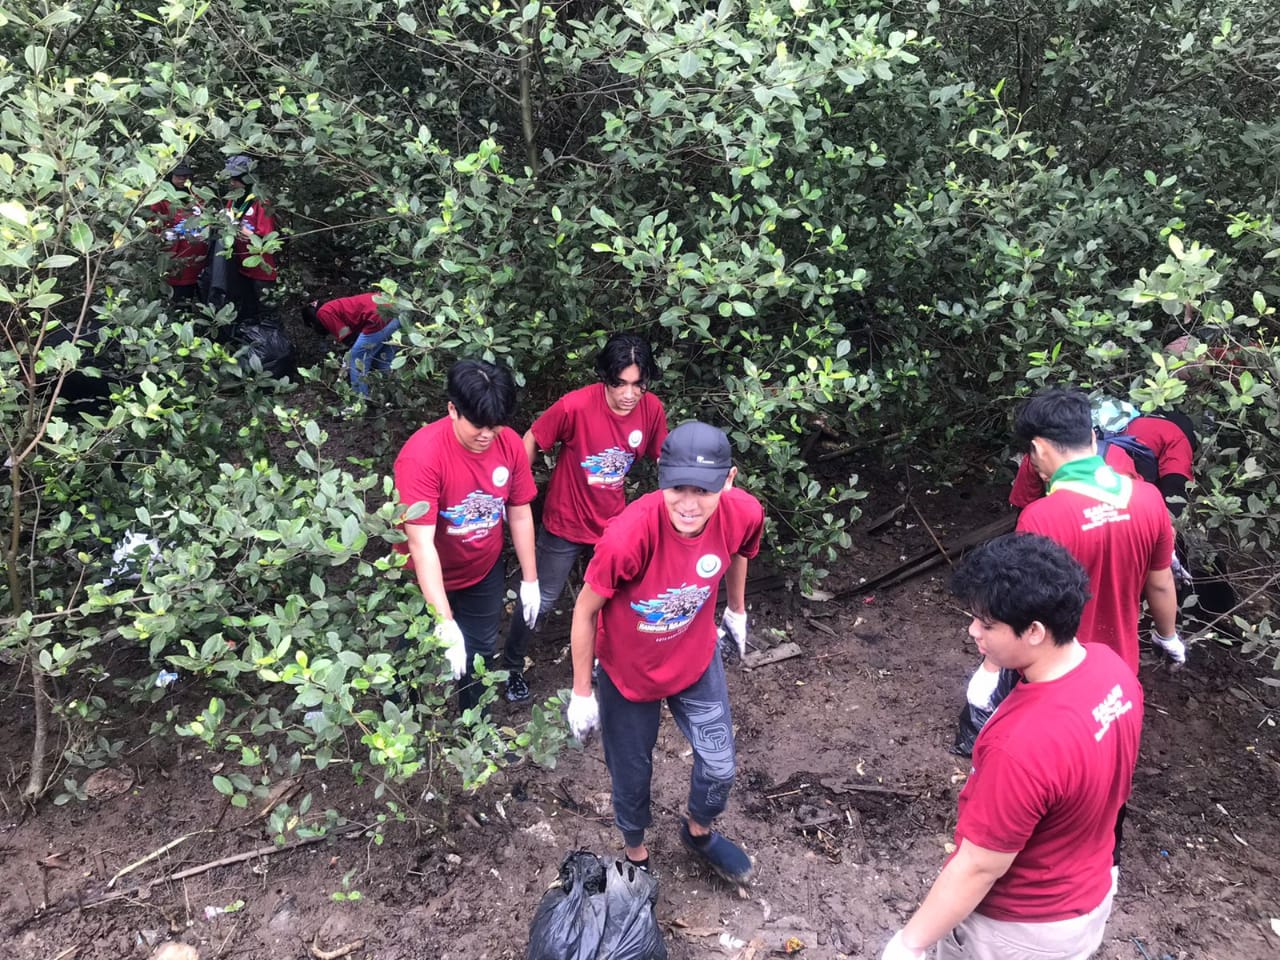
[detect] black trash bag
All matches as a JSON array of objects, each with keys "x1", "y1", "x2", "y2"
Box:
[
  {"x1": 951, "y1": 667, "x2": 1019, "y2": 757},
  {"x1": 235, "y1": 322, "x2": 296, "y2": 380},
  {"x1": 527, "y1": 851, "x2": 666, "y2": 960}
]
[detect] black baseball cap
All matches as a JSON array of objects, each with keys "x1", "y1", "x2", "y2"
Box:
[{"x1": 658, "y1": 421, "x2": 732, "y2": 491}]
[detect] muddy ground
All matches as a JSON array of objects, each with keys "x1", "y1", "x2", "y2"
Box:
[{"x1": 3, "y1": 363, "x2": 1279, "y2": 959}]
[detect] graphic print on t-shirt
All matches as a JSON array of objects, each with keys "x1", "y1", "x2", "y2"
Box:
[
  {"x1": 581, "y1": 446, "x2": 636, "y2": 487},
  {"x1": 631, "y1": 583, "x2": 712, "y2": 636},
  {"x1": 1091, "y1": 683, "x2": 1134, "y2": 742},
  {"x1": 440, "y1": 490, "x2": 505, "y2": 541}
]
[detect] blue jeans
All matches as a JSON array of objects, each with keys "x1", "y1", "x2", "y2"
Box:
[
  {"x1": 449, "y1": 558, "x2": 505, "y2": 714},
  {"x1": 502, "y1": 527, "x2": 587, "y2": 670},
  {"x1": 348, "y1": 318, "x2": 400, "y2": 396},
  {"x1": 598, "y1": 653, "x2": 736, "y2": 848}
]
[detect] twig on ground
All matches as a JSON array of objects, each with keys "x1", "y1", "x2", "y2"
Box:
[
  {"x1": 309, "y1": 937, "x2": 366, "y2": 960},
  {"x1": 109, "y1": 830, "x2": 213, "y2": 888},
  {"x1": 911, "y1": 501, "x2": 952, "y2": 568}
]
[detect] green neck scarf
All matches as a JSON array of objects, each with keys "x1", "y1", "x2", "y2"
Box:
[{"x1": 1047, "y1": 455, "x2": 1133, "y2": 508}]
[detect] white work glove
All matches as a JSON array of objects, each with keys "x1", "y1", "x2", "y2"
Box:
[
  {"x1": 435, "y1": 618, "x2": 468, "y2": 679},
  {"x1": 1151, "y1": 628, "x2": 1186, "y2": 664},
  {"x1": 520, "y1": 579, "x2": 542, "y2": 629},
  {"x1": 721, "y1": 608, "x2": 748, "y2": 659},
  {"x1": 566, "y1": 692, "x2": 599, "y2": 743},
  {"x1": 967, "y1": 660, "x2": 1003, "y2": 709},
  {"x1": 881, "y1": 931, "x2": 927, "y2": 960}
]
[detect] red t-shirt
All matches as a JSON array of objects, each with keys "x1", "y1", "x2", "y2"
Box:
[
  {"x1": 531, "y1": 385, "x2": 668, "y2": 545},
  {"x1": 586, "y1": 487, "x2": 764, "y2": 701},
  {"x1": 225, "y1": 195, "x2": 278, "y2": 281},
  {"x1": 150, "y1": 199, "x2": 209, "y2": 286},
  {"x1": 317, "y1": 293, "x2": 392, "y2": 340},
  {"x1": 1017, "y1": 461, "x2": 1174, "y2": 674},
  {"x1": 393, "y1": 417, "x2": 536, "y2": 591},
  {"x1": 1123, "y1": 416, "x2": 1194, "y2": 481},
  {"x1": 1009, "y1": 444, "x2": 1138, "y2": 508},
  {"x1": 956, "y1": 643, "x2": 1143, "y2": 922}
]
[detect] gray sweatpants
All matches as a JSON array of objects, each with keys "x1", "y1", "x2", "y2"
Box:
[{"x1": 597, "y1": 652, "x2": 736, "y2": 848}]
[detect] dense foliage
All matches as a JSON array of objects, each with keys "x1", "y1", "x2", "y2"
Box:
[{"x1": 1, "y1": 0, "x2": 1276, "y2": 822}]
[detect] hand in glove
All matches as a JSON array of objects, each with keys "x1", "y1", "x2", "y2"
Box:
[
  {"x1": 435, "y1": 618, "x2": 468, "y2": 680},
  {"x1": 566, "y1": 691, "x2": 600, "y2": 742},
  {"x1": 1151, "y1": 628, "x2": 1186, "y2": 664},
  {"x1": 721, "y1": 608, "x2": 748, "y2": 659},
  {"x1": 881, "y1": 931, "x2": 927, "y2": 960},
  {"x1": 520, "y1": 579, "x2": 542, "y2": 629}
]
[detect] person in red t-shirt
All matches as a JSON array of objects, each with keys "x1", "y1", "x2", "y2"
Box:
[
  {"x1": 393, "y1": 360, "x2": 540, "y2": 715},
  {"x1": 565, "y1": 422, "x2": 763, "y2": 883},
  {"x1": 220, "y1": 155, "x2": 281, "y2": 323},
  {"x1": 882, "y1": 533, "x2": 1143, "y2": 960},
  {"x1": 499, "y1": 333, "x2": 667, "y2": 703},
  {"x1": 302, "y1": 292, "x2": 401, "y2": 397},
  {"x1": 1120, "y1": 413, "x2": 1196, "y2": 516},
  {"x1": 1013, "y1": 389, "x2": 1181, "y2": 671},
  {"x1": 149, "y1": 162, "x2": 209, "y2": 301}
]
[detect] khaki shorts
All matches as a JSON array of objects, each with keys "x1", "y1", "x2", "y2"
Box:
[{"x1": 936, "y1": 889, "x2": 1115, "y2": 960}]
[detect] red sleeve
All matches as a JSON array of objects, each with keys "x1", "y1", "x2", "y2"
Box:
[
  {"x1": 956, "y1": 746, "x2": 1044, "y2": 855},
  {"x1": 1148, "y1": 499, "x2": 1175, "y2": 571},
  {"x1": 734, "y1": 492, "x2": 765, "y2": 559},
  {"x1": 507, "y1": 430, "x2": 537, "y2": 506},
  {"x1": 393, "y1": 435, "x2": 441, "y2": 528},
  {"x1": 645, "y1": 396, "x2": 669, "y2": 461},
  {"x1": 529, "y1": 395, "x2": 571, "y2": 452},
  {"x1": 1009, "y1": 457, "x2": 1044, "y2": 508}
]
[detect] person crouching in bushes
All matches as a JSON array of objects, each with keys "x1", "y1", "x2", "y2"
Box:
[{"x1": 302, "y1": 292, "x2": 402, "y2": 397}]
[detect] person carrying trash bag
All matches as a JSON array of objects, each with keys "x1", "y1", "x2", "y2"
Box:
[
  {"x1": 526, "y1": 850, "x2": 666, "y2": 960},
  {"x1": 565, "y1": 421, "x2": 763, "y2": 884}
]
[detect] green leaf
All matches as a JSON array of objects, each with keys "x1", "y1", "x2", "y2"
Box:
[
  {"x1": 678, "y1": 50, "x2": 700, "y2": 79},
  {"x1": 732, "y1": 301, "x2": 756, "y2": 317},
  {"x1": 212, "y1": 775, "x2": 233, "y2": 795},
  {"x1": 69, "y1": 221, "x2": 92, "y2": 254}
]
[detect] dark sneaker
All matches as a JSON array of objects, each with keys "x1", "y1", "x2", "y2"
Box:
[
  {"x1": 679, "y1": 818, "x2": 753, "y2": 884},
  {"x1": 504, "y1": 670, "x2": 531, "y2": 703}
]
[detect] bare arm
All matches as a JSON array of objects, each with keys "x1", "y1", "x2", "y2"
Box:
[
  {"x1": 898, "y1": 839, "x2": 1017, "y2": 953},
  {"x1": 508, "y1": 502, "x2": 538, "y2": 582},
  {"x1": 724, "y1": 553, "x2": 748, "y2": 615},
  {"x1": 522, "y1": 428, "x2": 540, "y2": 467},
  {"x1": 405, "y1": 523, "x2": 451, "y2": 622},
  {"x1": 1144, "y1": 565, "x2": 1178, "y2": 636},
  {"x1": 570, "y1": 584, "x2": 608, "y2": 697}
]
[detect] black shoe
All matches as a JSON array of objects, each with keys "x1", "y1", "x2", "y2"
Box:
[
  {"x1": 679, "y1": 818, "x2": 753, "y2": 884},
  {"x1": 504, "y1": 670, "x2": 531, "y2": 703}
]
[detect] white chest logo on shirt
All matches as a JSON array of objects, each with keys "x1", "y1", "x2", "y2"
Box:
[
  {"x1": 696, "y1": 554, "x2": 722, "y2": 578},
  {"x1": 628, "y1": 429, "x2": 643, "y2": 449},
  {"x1": 492, "y1": 466, "x2": 510, "y2": 487}
]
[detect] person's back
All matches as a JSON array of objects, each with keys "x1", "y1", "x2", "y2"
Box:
[{"x1": 1018, "y1": 465, "x2": 1172, "y2": 672}]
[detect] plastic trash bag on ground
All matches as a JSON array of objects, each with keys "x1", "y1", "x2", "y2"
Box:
[{"x1": 527, "y1": 850, "x2": 666, "y2": 960}]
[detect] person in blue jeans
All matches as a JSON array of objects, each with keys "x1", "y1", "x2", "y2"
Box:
[{"x1": 302, "y1": 292, "x2": 401, "y2": 397}]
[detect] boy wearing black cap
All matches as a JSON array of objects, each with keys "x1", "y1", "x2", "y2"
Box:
[{"x1": 566, "y1": 421, "x2": 764, "y2": 883}]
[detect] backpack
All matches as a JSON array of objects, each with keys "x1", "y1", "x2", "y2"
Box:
[{"x1": 1095, "y1": 428, "x2": 1159, "y2": 484}]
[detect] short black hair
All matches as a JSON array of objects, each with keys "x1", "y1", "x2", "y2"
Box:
[
  {"x1": 301, "y1": 300, "x2": 323, "y2": 334},
  {"x1": 595, "y1": 333, "x2": 659, "y2": 386},
  {"x1": 447, "y1": 359, "x2": 517, "y2": 428},
  {"x1": 951, "y1": 533, "x2": 1091, "y2": 645},
  {"x1": 1013, "y1": 387, "x2": 1094, "y2": 453}
]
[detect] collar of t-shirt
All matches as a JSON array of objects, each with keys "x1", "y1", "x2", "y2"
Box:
[{"x1": 1046, "y1": 454, "x2": 1133, "y2": 508}]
